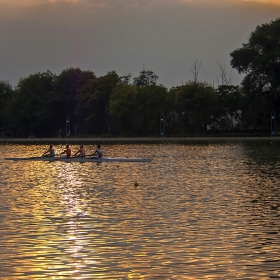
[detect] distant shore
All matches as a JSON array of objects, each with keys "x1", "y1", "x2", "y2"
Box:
[{"x1": 0, "y1": 136, "x2": 279, "y2": 144}]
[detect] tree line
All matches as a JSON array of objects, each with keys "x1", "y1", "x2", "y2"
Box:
[{"x1": 0, "y1": 18, "x2": 279, "y2": 138}]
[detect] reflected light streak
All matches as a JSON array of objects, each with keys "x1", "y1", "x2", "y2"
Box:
[
  {"x1": 56, "y1": 162, "x2": 102, "y2": 277},
  {"x1": 11, "y1": 152, "x2": 99, "y2": 278}
]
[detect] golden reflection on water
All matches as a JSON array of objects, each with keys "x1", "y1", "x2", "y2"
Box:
[{"x1": 0, "y1": 142, "x2": 280, "y2": 279}]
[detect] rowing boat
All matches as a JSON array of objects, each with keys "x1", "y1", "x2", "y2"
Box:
[{"x1": 5, "y1": 156, "x2": 152, "y2": 163}]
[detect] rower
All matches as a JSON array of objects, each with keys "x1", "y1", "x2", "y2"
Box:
[
  {"x1": 42, "y1": 144, "x2": 55, "y2": 157},
  {"x1": 60, "y1": 144, "x2": 71, "y2": 158},
  {"x1": 89, "y1": 144, "x2": 103, "y2": 158},
  {"x1": 73, "y1": 145, "x2": 85, "y2": 157}
]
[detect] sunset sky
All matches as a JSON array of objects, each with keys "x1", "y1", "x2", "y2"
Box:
[{"x1": 0, "y1": 0, "x2": 279, "y2": 88}]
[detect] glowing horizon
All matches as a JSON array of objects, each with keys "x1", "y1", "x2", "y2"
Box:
[
  {"x1": 1, "y1": 0, "x2": 280, "y2": 5},
  {"x1": 1, "y1": 0, "x2": 279, "y2": 88}
]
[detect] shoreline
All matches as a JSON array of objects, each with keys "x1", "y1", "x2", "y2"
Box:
[{"x1": 0, "y1": 136, "x2": 279, "y2": 144}]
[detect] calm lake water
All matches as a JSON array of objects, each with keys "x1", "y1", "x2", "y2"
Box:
[{"x1": 0, "y1": 140, "x2": 280, "y2": 279}]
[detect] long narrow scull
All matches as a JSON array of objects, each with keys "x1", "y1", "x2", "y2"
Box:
[{"x1": 5, "y1": 157, "x2": 152, "y2": 163}]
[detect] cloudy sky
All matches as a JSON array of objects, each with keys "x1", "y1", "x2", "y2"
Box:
[{"x1": 0, "y1": 0, "x2": 279, "y2": 89}]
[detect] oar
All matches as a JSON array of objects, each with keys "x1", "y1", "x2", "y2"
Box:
[
  {"x1": 72, "y1": 144, "x2": 86, "y2": 158},
  {"x1": 42, "y1": 144, "x2": 55, "y2": 157}
]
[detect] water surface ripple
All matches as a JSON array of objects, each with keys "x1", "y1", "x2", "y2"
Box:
[{"x1": 0, "y1": 141, "x2": 280, "y2": 279}]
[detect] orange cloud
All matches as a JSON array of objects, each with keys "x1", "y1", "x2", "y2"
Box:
[
  {"x1": 179, "y1": 0, "x2": 280, "y2": 4},
  {"x1": 0, "y1": 0, "x2": 107, "y2": 6},
  {"x1": 244, "y1": 0, "x2": 280, "y2": 4}
]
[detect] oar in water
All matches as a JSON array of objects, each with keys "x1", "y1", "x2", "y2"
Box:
[
  {"x1": 72, "y1": 144, "x2": 86, "y2": 158},
  {"x1": 42, "y1": 144, "x2": 55, "y2": 157}
]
